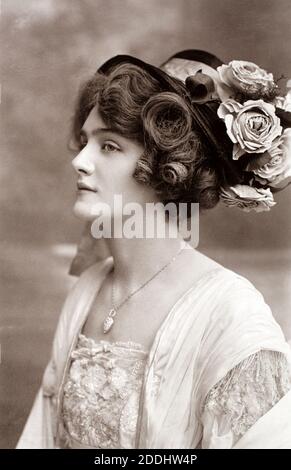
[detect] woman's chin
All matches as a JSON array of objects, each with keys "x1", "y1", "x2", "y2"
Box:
[{"x1": 73, "y1": 201, "x2": 97, "y2": 221}]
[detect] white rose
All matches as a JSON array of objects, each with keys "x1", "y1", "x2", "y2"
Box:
[
  {"x1": 220, "y1": 184, "x2": 276, "y2": 212},
  {"x1": 217, "y1": 60, "x2": 276, "y2": 101},
  {"x1": 253, "y1": 128, "x2": 291, "y2": 187},
  {"x1": 217, "y1": 99, "x2": 282, "y2": 159}
]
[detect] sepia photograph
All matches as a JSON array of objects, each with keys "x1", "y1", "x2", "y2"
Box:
[{"x1": 1, "y1": 0, "x2": 291, "y2": 457}]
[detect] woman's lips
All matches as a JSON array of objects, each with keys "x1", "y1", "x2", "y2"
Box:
[
  {"x1": 77, "y1": 188, "x2": 96, "y2": 192},
  {"x1": 77, "y1": 182, "x2": 98, "y2": 192},
  {"x1": 76, "y1": 188, "x2": 97, "y2": 195}
]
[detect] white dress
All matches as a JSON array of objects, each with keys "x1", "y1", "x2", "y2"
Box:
[
  {"x1": 59, "y1": 334, "x2": 291, "y2": 449},
  {"x1": 16, "y1": 257, "x2": 291, "y2": 449}
]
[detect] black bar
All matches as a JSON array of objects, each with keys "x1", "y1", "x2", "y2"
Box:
[{"x1": 0, "y1": 449, "x2": 290, "y2": 468}]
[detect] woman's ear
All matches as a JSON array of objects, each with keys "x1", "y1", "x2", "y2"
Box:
[{"x1": 68, "y1": 221, "x2": 110, "y2": 276}]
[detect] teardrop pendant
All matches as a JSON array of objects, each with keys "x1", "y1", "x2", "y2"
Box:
[{"x1": 103, "y1": 308, "x2": 117, "y2": 334}]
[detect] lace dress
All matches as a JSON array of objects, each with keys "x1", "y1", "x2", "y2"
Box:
[
  {"x1": 60, "y1": 334, "x2": 148, "y2": 448},
  {"x1": 60, "y1": 334, "x2": 291, "y2": 449}
]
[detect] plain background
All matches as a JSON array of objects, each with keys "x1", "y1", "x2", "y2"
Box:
[{"x1": 1, "y1": 0, "x2": 291, "y2": 448}]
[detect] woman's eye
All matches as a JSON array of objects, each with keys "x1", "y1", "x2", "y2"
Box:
[{"x1": 102, "y1": 142, "x2": 120, "y2": 153}]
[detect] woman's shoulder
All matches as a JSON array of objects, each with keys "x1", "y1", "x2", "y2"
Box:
[
  {"x1": 184, "y1": 248, "x2": 277, "y2": 328},
  {"x1": 184, "y1": 247, "x2": 258, "y2": 293},
  {"x1": 192, "y1": 248, "x2": 260, "y2": 286},
  {"x1": 192, "y1": 253, "x2": 290, "y2": 349}
]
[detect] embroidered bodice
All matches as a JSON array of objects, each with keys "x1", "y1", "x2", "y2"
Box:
[
  {"x1": 60, "y1": 334, "x2": 291, "y2": 449},
  {"x1": 60, "y1": 334, "x2": 148, "y2": 449}
]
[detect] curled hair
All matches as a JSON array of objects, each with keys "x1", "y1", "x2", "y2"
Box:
[{"x1": 72, "y1": 63, "x2": 240, "y2": 215}]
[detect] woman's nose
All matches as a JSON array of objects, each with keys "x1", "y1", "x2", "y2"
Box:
[{"x1": 71, "y1": 150, "x2": 95, "y2": 175}]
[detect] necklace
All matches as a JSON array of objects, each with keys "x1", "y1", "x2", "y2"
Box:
[{"x1": 103, "y1": 242, "x2": 187, "y2": 334}]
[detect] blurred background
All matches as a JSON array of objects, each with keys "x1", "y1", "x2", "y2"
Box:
[{"x1": 1, "y1": 0, "x2": 291, "y2": 448}]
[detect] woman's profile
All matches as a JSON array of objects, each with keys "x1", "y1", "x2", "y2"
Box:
[{"x1": 16, "y1": 50, "x2": 291, "y2": 449}]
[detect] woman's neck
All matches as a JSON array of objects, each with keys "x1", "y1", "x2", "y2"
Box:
[{"x1": 104, "y1": 218, "x2": 187, "y2": 294}]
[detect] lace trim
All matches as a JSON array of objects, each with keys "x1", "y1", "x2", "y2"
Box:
[
  {"x1": 78, "y1": 333, "x2": 149, "y2": 355},
  {"x1": 203, "y1": 350, "x2": 291, "y2": 440}
]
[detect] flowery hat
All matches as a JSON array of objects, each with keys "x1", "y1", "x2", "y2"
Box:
[
  {"x1": 69, "y1": 50, "x2": 291, "y2": 275},
  {"x1": 162, "y1": 49, "x2": 291, "y2": 211}
]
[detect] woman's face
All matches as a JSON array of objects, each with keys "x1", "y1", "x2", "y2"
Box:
[{"x1": 72, "y1": 105, "x2": 161, "y2": 222}]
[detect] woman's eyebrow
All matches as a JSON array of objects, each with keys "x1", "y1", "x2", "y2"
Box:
[{"x1": 80, "y1": 127, "x2": 120, "y2": 137}]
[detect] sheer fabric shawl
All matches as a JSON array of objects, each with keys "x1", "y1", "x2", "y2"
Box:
[{"x1": 16, "y1": 257, "x2": 291, "y2": 449}]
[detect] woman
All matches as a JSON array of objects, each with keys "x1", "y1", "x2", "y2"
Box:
[{"x1": 17, "y1": 50, "x2": 291, "y2": 449}]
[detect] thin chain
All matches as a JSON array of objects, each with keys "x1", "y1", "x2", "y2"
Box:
[{"x1": 111, "y1": 241, "x2": 187, "y2": 312}]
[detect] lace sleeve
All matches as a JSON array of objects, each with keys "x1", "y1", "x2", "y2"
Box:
[{"x1": 201, "y1": 350, "x2": 291, "y2": 448}]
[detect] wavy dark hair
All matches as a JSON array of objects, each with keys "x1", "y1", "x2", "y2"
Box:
[{"x1": 71, "y1": 60, "x2": 242, "y2": 216}]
